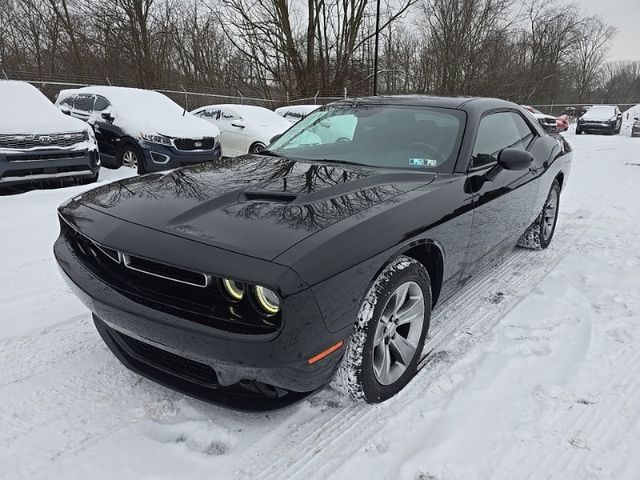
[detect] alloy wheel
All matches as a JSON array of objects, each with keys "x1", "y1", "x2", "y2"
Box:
[
  {"x1": 122, "y1": 150, "x2": 138, "y2": 169},
  {"x1": 372, "y1": 281, "x2": 425, "y2": 385}
]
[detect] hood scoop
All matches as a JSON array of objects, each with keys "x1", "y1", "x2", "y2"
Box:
[{"x1": 240, "y1": 191, "x2": 298, "y2": 204}]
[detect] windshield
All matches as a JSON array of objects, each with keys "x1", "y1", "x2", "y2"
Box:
[
  {"x1": 268, "y1": 103, "x2": 465, "y2": 172},
  {"x1": 583, "y1": 105, "x2": 615, "y2": 119}
]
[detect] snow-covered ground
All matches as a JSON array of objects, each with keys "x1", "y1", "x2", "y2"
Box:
[{"x1": 1, "y1": 133, "x2": 640, "y2": 480}]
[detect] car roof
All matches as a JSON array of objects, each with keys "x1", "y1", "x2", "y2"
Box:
[{"x1": 330, "y1": 95, "x2": 519, "y2": 113}]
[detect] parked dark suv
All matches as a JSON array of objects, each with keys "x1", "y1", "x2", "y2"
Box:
[
  {"x1": 576, "y1": 105, "x2": 622, "y2": 135},
  {"x1": 57, "y1": 86, "x2": 221, "y2": 174},
  {"x1": 1, "y1": 81, "x2": 100, "y2": 187}
]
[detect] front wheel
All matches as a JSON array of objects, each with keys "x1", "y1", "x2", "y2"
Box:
[
  {"x1": 117, "y1": 143, "x2": 146, "y2": 174},
  {"x1": 249, "y1": 142, "x2": 266, "y2": 154},
  {"x1": 518, "y1": 179, "x2": 561, "y2": 250},
  {"x1": 331, "y1": 256, "x2": 431, "y2": 403}
]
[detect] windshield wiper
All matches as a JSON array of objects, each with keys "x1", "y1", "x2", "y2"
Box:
[{"x1": 317, "y1": 158, "x2": 367, "y2": 167}]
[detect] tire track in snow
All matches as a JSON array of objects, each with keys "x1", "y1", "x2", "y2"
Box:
[{"x1": 253, "y1": 224, "x2": 580, "y2": 480}]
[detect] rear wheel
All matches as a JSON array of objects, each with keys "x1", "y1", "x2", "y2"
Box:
[
  {"x1": 331, "y1": 256, "x2": 431, "y2": 403},
  {"x1": 518, "y1": 179, "x2": 561, "y2": 250}
]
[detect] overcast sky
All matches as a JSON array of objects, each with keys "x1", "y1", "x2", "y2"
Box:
[{"x1": 579, "y1": 0, "x2": 639, "y2": 61}]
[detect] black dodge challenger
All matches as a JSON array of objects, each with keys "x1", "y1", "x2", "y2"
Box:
[{"x1": 54, "y1": 96, "x2": 572, "y2": 409}]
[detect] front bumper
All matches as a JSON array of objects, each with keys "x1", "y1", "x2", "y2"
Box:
[
  {"x1": 53, "y1": 220, "x2": 348, "y2": 409},
  {"x1": 140, "y1": 141, "x2": 222, "y2": 173},
  {"x1": 0, "y1": 148, "x2": 99, "y2": 186},
  {"x1": 578, "y1": 122, "x2": 615, "y2": 133}
]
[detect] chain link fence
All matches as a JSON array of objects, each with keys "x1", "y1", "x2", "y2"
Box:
[{"x1": 4, "y1": 70, "x2": 638, "y2": 115}]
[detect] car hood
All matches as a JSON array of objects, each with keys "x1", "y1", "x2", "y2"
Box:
[
  {"x1": 2, "y1": 108, "x2": 89, "y2": 135},
  {"x1": 582, "y1": 110, "x2": 615, "y2": 121},
  {"x1": 65, "y1": 156, "x2": 435, "y2": 260},
  {"x1": 115, "y1": 111, "x2": 220, "y2": 139}
]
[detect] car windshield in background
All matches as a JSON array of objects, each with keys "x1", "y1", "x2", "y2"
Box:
[
  {"x1": 268, "y1": 104, "x2": 465, "y2": 172},
  {"x1": 583, "y1": 105, "x2": 615, "y2": 119}
]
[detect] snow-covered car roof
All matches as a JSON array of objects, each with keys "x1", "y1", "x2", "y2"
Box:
[
  {"x1": 192, "y1": 104, "x2": 291, "y2": 128},
  {"x1": 0, "y1": 80, "x2": 90, "y2": 134},
  {"x1": 75, "y1": 86, "x2": 220, "y2": 138},
  {"x1": 275, "y1": 105, "x2": 321, "y2": 115},
  {"x1": 275, "y1": 105, "x2": 322, "y2": 123}
]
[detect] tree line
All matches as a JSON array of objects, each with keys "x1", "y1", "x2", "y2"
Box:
[{"x1": 1, "y1": 0, "x2": 638, "y2": 105}]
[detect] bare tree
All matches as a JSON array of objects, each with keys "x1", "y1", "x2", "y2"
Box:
[{"x1": 571, "y1": 16, "x2": 616, "y2": 102}]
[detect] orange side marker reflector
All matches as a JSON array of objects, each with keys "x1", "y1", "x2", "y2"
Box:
[{"x1": 307, "y1": 340, "x2": 344, "y2": 365}]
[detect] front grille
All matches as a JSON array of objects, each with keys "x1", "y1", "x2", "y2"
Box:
[
  {"x1": 173, "y1": 137, "x2": 216, "y2": 151},
  {"x1": 6, "y1": 151, "x2": 86, "y2": 162},
  {"x1": 60, "y1": 218, "x2": 280, "y2": 334},
  {"x1": 112, "y1": 328, "x2": 219, "y2": 386},
  {"x1": 0, "y1": 132, "x2": 86, "y2": 149}
]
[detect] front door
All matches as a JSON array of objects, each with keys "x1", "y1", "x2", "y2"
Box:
[{"x1": 463, "y1": 110, "x2": 541, "y2": 280}]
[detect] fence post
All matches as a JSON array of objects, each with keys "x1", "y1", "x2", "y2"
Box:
[
  {"x1": 238, "y1": 90, "x2": 244, "y2": 104},
  {"x1": 180, "y1": 84, "x2": 188, "y2": 114},
  {"x1": 106, "y1": 77, "x2": 112, "y2": 86},
  {"x1": 2, "y1": 69, "x2": 7, "y2": 79},
  {"x1": 314, "y1": 90, "x2": 319, "y2": 105},
  {"x1": 344, "y1": 86, "x2": 347, "y2": 99}
]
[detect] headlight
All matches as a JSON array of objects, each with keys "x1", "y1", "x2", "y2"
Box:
[
  {"x1": 140, "y1": 133, "x2": 172, "y2": 146},
  {"x1": 253, "y1": 286, "x2": 280, "y2": 315},
  {"x1": 222, "y1": 278, "x2": 244, "y2": 301}
]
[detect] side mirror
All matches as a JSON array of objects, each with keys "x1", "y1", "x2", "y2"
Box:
[
  {"x1": 231, "y1": 119, "x2": 245, "y2": 128},
  {"x1": 60, "y1": 106, "x2": 71, "y2": 115},
  {"x1": 464, "y1": 149, "x2": 534, "y2": 194},
  {"x1": 498, "y1": 148, "x2": 533, "y2": 171},
  {"x1": 270, "y1": 133, "x2": 282, "y2": 144}
]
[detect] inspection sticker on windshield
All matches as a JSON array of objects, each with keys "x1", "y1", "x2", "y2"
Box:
[{"x1": 409, "y1": 158, "x2": 437, "y2": 167}]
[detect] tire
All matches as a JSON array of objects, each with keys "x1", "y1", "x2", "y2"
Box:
[
  {"x1": 517, "y1": 179, "x2": 561, "y2": 250},
  {"x1": 249, "y1": 142, "x2": 266, "y2": 154},
  {"x1": 117, "y1": 142, "x2": 146, "y2": 174},
  {"x1": 331, "y1": 256, "x2": 432, "y2": 403},
  {"x1": 615, "y1": 124, "x2": 621, "y2": 134}
]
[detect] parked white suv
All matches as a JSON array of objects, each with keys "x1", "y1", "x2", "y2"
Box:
[{"x1": 0, "y1": 81, "x2": 99, "y2": 187}]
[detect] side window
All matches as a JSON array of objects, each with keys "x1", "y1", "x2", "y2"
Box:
[
  {"x1": 60, "y1": 95, "x2": 75, "y2": 108},
  {"x1": 472, "y1": 112, "x2": 535, "y2": 168},
  {"x1": 73, "y1": 94, "x2": 95, "y2": 112},
  {"x1": 221, "y1": 110, "x2": 240, "y2": 122},
  {"x1": 198, "y1": 109, "x2": 221, "y2": 120},
  {"x1": 93, "y1": 96, "x2": 110, "y2": 112}
]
